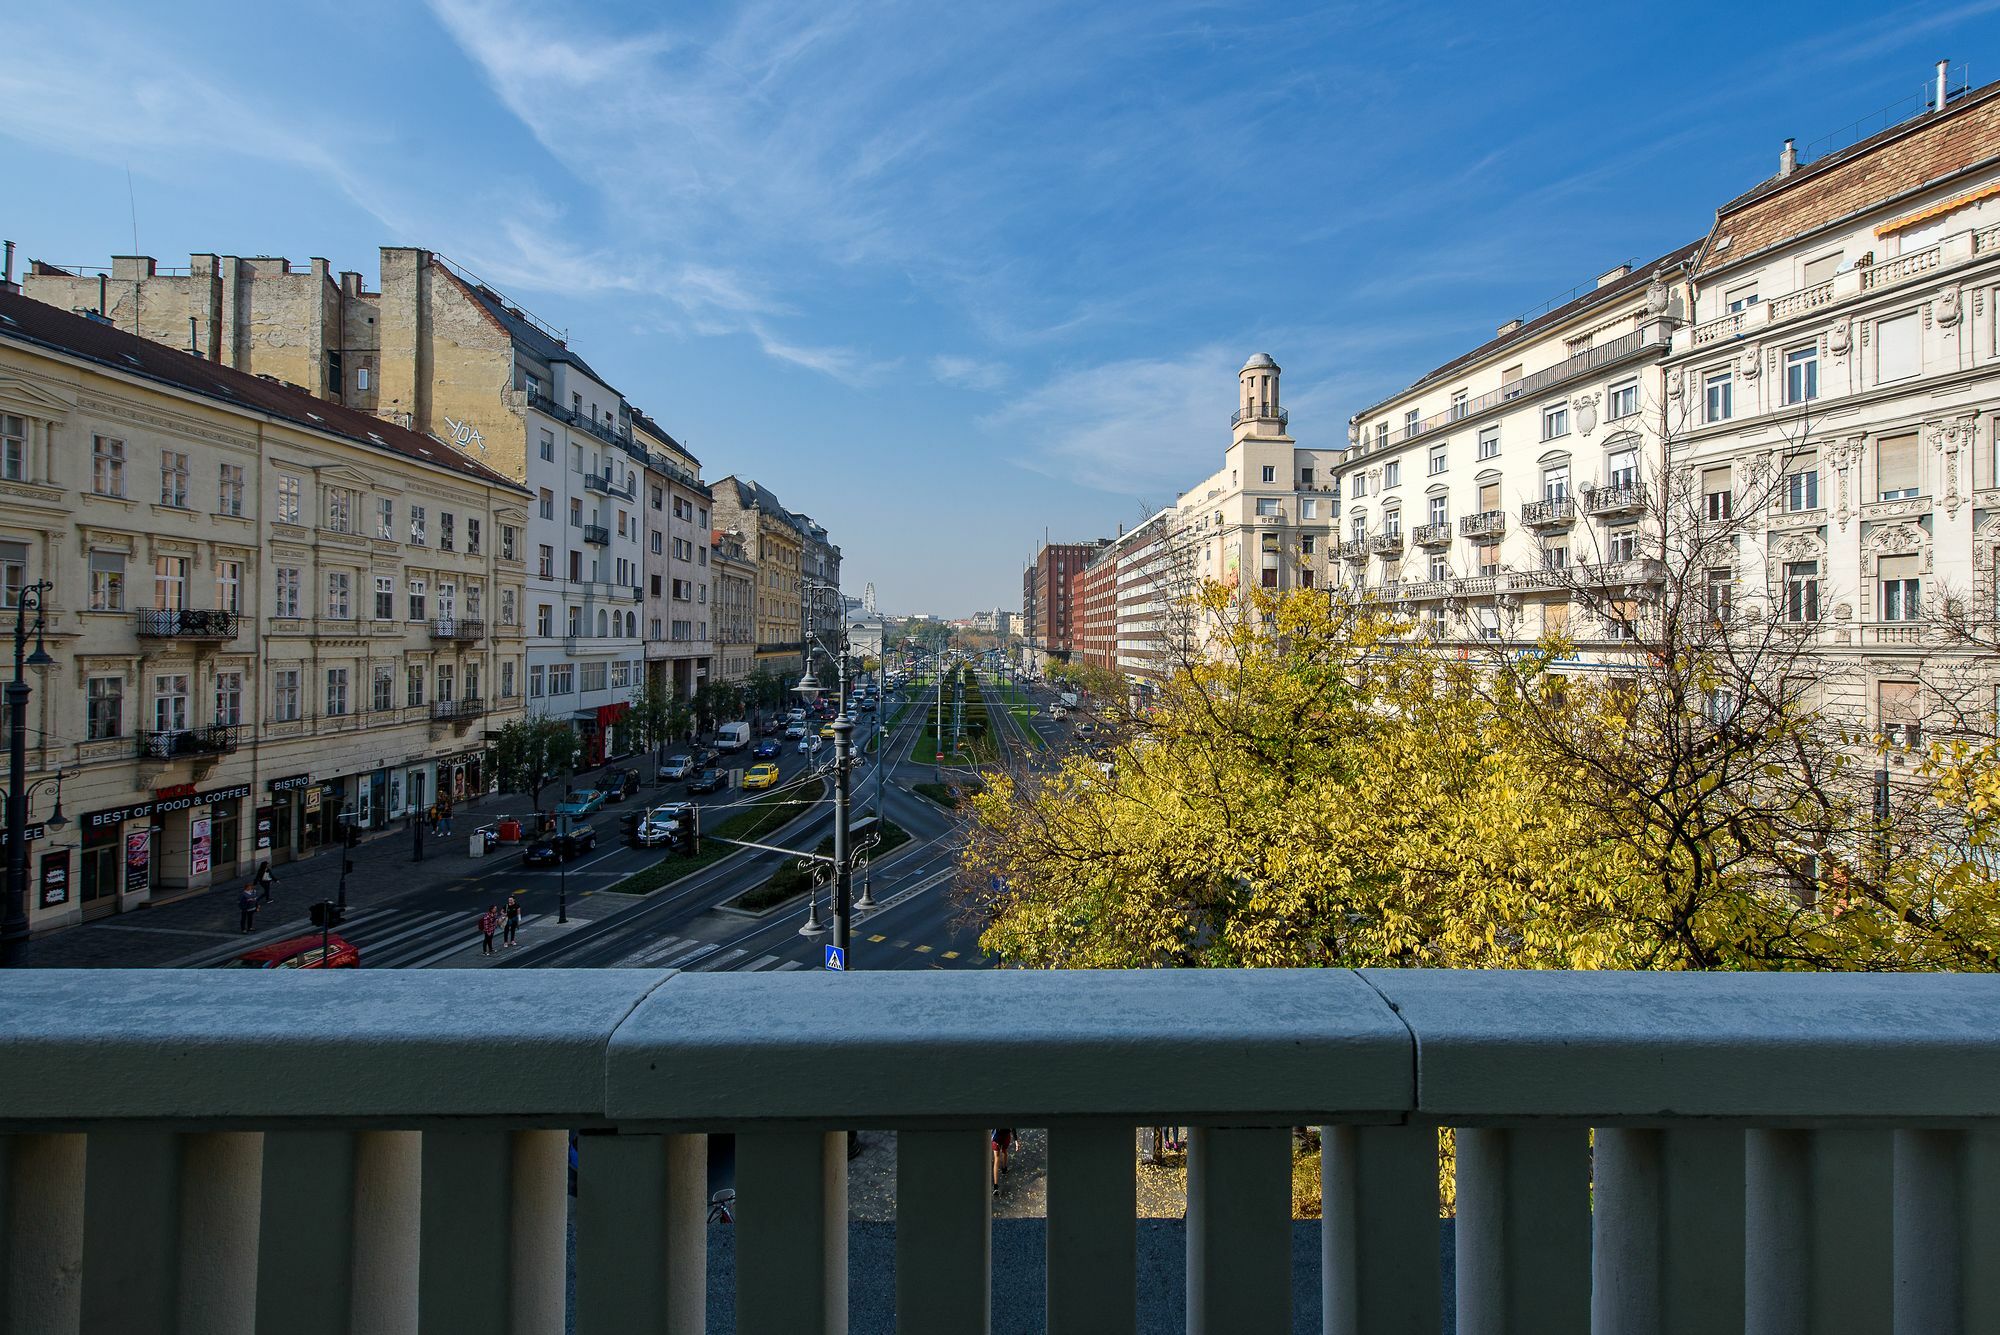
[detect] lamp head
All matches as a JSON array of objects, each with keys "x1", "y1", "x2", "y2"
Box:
[{"x1": 26, "y1": 645, "x2": 53, "y2": 668}]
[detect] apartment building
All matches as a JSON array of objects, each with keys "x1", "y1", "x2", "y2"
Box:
[
  {"x1": 1337, "y1": 249, "x2": 1697, "y2": 652},
  {"x1": 710, "y1": 527, "x2": 757, "y2": 684},
  {"x1": 1073, "y1": 544, "x2": 1120, "y2": 673},
  {"x1": 1664, "y1": 69, "x2": 2000, "y2": 741},
  {"x1": 1022, "y1": 540, "x2": 1102, "y2": 666},
  {"x1": 711, "y1": 477, "x2": 806, "y2": 679},
  {"x1": 0, "y1": 290, "x2": 528, "y2": 933},
  {"x1": 797, "y1": 515, "x2": 843, "y2": 658},
  {"x1": 1112, "y1": 510, "x2": 1176, "y2": 692},
  {"x1": 632, "y1": 411, "x2": 714, "y2": 698}
]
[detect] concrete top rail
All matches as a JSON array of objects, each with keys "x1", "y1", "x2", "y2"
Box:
[{"x1": 3, "y1": 969, "x2": 1999, "y2": 1131}]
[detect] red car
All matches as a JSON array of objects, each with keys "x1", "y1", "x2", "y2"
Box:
[{"x1": 232, "y1": 933, "x2": 361, "y2": 969}]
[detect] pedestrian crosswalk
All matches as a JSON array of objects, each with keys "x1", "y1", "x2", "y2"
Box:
[
  {"x1": 603, "y1": 933, "x2": 804, "y2": 973},
  {"x1": 179, "y1": 904, "x2": 565, "y2": 970}
]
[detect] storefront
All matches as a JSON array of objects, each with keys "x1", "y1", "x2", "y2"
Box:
[
  {"x1": 577, "y1": 703, "x2": 630, "y2": 765},
  {"x1": 78, "y1": 778, "x2": 251, "y2": 902},
  {"x1": 266, "y1": 772, "x2": 312, "y2": 864},
  {"x1": 433, "y1": 747, "x2": 487, "y2": 805}
]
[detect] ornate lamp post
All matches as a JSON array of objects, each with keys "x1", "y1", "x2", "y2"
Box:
[{"x1": 2, "y1": 581, "x2": 57, "y2": 967}]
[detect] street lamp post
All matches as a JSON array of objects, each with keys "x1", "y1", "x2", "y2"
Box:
[
  {"x1": 2, "y1": 581, "x2": 55, "y2": 968},
  {"x1": 797, "y1": 579, "x2": 855, "y2": 964}
]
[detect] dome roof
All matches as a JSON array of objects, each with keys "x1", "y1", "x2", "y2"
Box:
[{"x1": 1240, "y1": 352, "x2": 1279, "y2": 372}]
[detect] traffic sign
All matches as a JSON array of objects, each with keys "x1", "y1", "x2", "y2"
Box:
[{"x1": 824, "y1": 944, "x2": 846, "y2": 971}]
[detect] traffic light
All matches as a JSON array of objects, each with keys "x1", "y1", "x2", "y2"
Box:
[{"x1": 308, "y1": 900, "x2": 344, "y2": 928}]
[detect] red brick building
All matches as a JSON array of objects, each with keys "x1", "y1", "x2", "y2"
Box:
[
  {"x1": 1074, "y1": 546, "x2": 1120, "y2": 673},
  {"x1": 1024, "y1": 540, "x2": 1104, "y2": 662}
]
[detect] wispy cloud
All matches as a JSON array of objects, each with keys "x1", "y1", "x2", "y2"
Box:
[{"x1": 930, "y1": 355, "x2": 1011, "y2": 392}]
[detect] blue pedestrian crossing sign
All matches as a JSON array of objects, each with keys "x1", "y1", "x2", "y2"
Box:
[{"x1": 824, "y1": 944, "x2": 846, "y2": 971}]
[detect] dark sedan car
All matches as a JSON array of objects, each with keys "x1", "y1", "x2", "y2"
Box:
[
  {"x1": 686, "y1": 768, "x2": 726, "y2": 795},
  {"x1": 522, "y1": 824, "x2": 597, "y2": 865},
  {"x1": 752, "y1": 739, "x2": 782, "y2": 761}
]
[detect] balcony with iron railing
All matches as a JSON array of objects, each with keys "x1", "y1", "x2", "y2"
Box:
[
  {"x1": 136, "y1": 723, "x2": 240, "y2": 760},
  {"x1": 582, "y1": 523, "x2": 611, "y2": 546},
  {"x1": 1458, "y1": 510, "x2": 1508, "y2": 540},
  {"x1": 582, "y1": 472, "x2": 636, "y2": 501},
  {"x1": 1412, "y1": 522, "x2": 1453, "y2": 549},
  {"x1": 1339, "y1": 538, "x2": 1370, "y2": 562},
  {"x1": 1368, "y1": 530, "x2": 1405, "y2": 556},
  {"x1": 429, "y1": 617, "x2": 485, "y2": 643},
  {"x1": 1521, "y1": 496, "x2": 1578, "y2": 530},
  {"x1": 1228, "y1": 403, "x2": 1288, "y2": 429},
  {"x1": 134, "y1": 608, "x2": 239, "y2": 640},
  {"x1": 1, "y1": 970, "x2": 1992, "y2": 1334},
  {"x1": 1582, "y1": 483, "x2": 1648, "y2": 518},
  {"x1": 432, "y1": 697, "x2": 487, "y2": 724}
]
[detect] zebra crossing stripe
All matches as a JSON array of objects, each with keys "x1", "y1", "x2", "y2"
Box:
[
  {"x1": 739, "y1": 955, "x2": 780, "y2": 972},
  {"x1": 775, "y1": 960, "x2": 806, "y2": 971}
]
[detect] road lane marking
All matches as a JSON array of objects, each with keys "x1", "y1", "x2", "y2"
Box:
[
  {"x1": 868, "y1": 933, "x2": 886, "y2": 943},
  {"x1": 776, "y1": 960, "x2": 805, "y2": 971},
  {"x1": 914, "y1": 944, "x2": 932, "y2": 953},
  {"x1": 741, "y1": 955, "x2": 780, "y2": 971},
  {"x1": 942, "y1": 950, "x2": 959, "y2": 959}
]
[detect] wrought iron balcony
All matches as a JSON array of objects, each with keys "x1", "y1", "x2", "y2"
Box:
[
  {"x1": 134, "y1": 608, "x2": 238, "y2": 640},
  {"x1": 1228, "y1": 404, "x2": 1288, "y2": 428},
  {"x1": 429, "y1": 617, "x2": 486, "y2": 642},
  {"x1": 1412, "y1": 522, "x2": 1453, "y2": 548},
  {"x1": 136, "y1": 724, "x2": 239, "y2": 760},
  {"x1": 1339, "y1": 538, "x2": 1370, "y2": 562},
  {"x1": 0, "y1": 971, "x2": 1991, "y2": 1334},
  {"x1": 432, "y1": 697, "x2": 486, "y2": 723},
  {"x1": 1521, "y1": 497, "x2": 1578, "y2": 530},
  {"x1": 1368, "y1": 531, "x2": 1405, "y2": 555},
  {"x1": 582, "y1": 524, "x2": 611, "y2": 546},
  {"x1": 1583, "y1": 484, "x2": 1648, "y2": 518},
  {"x1": 582, "y1": 473, "x2": 635, "y2": 500},
  {"x1": 1458, "y1": 510, "x2": 1508, "y2": 539}
]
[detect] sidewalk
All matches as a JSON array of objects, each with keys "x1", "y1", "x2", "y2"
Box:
[{"x1": 24, "y1": 791, "x2": 537, "y2": 968}]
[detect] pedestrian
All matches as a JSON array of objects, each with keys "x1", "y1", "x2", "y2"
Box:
[
  {"x1": 238, "y1": 883, "x2": 259, "y2": 934},
  {"x1": 253, "y1": 860, "x2": 275, "y2": 904},
  {"x1": 479, "y1": 905, "x2": 499, "y2": 955},
  {"x1": 991, "y1": 1128, "x2": 1016, "y2": 1193},
  {"x1": 503, "y1": 896, "x2": 521, "y2": 948},
  {"x1": 440, "y1": 798, "x2": 454, "y2": 837}
]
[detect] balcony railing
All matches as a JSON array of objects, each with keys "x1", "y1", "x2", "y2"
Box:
[
  {"x1": 1458, "y1": 509, "x2": 1508, "y2": 539},
  {"x1": 432, "y1": 697, "x2": 487, "y2": 723},
  {"x1": 1358, "y1": 329, "x2": 1658, "y2": 451},
  {"x1": 1412, "y1": 522, "x2": 1453, "y2": 548},
  {"x1": 582, "y1": 472, "x2": 636, "y2": 500},
  {"x1": 582, "y1": 524, "x2": 610, "y2": 546},
  {"x1": 1228, "y1": 404, "x2": 1288, "y2": 429},
  {"x1": 136, "y1": 724, "x2": 239, "y2": 759},
  {"x1": 2, "y1": 971, "x2": 1991, "y2": 1334},
  {"x1": 1521, "y1": 496, "x2": 1578, "y2": 529},
  {"x1": 1583, "y1": 483, "x2": 1648, "y2": 518},
  {"x1": 1368, "y1": 531, "x2": 1404, "y2": 555},
  {"x1": 134, "y1": 608, "x2": 238, "y2": 640},
  {"x1": 1339, "y1": 538, "x2": 1370, "y2": 562},
  {"x1": 429, "y1": 617, "x2": 486, "y2": 642}
]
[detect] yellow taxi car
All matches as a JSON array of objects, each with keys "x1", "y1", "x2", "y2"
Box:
[
  {"x1": 818, "y1": 723, "x2": 837, "y2": 740},
  {"x1": 742, "y1": 762, "x2": 782, "y2": 791}
]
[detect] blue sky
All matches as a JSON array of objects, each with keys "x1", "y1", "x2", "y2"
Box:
[{"x1": 6, "y1": 1, "x2": 2000, "y2": 614}]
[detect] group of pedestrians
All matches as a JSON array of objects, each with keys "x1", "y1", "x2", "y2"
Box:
[
  {"x1": 236, "y1": 862, "x2": 275, "y2": 933},
  {"x1": 428, "y1": 796, "x2": 455, "y2": 837},
  {"x1": 478, "y1": 897, "x2": 522, "y2": 954}
]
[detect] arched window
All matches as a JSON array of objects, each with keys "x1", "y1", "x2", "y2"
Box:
[{"x1": 596, "y1": 609, "x2": 609, "y2": 637}]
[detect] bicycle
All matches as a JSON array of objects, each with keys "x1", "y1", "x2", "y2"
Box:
[{"x1": 707, "y1": 1188, "x2": 736, "y2": 1225}]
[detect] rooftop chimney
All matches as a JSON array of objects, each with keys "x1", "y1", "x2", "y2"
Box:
[
  {"x1": 1779, "y1": 138, "x2": 1798, "y2": 177},
  {"x1": 1937, "y1": 58, "x2": 1951, "y2": 113},
  {"x1": 1496, "y1": 318, "x2": 1524, "y2": 338},
  {"x1": 1, "y1": 241, "x2": 15, "y2": 294},
  {"x1": 1595, "y1": 264, "x2": 1631, "y2": 288}
]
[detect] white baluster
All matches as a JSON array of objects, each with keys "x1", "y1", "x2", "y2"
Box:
[
  {"x1": 1893, "y1": 1129, "x2": 2000, "y2": 1334},
  {"x1": 1322, "y1": 1123, "x2": 1438, "y2": 1335},
  {"x1": 349, "y1": 1131, "x2": 420, "y2": 1335},
  {"x1": 1747, "y1": 1129, "x2": 1891, "y2": 1335},
  {"x1": 175, "y1": 1131, "x2": 262, "y2": 1335},
  {"x1": 735, "y1": 1130, "x2": 848, "y2": 1335},
  {"x1": 1, "y1": 1132, "x2": 85, "y2": 1335},
  {"x1": 575, "y1": 1131, "x2": 707, "y2": 1334},
  {"x1": 895, "y1": 1130, "x2": 991, "y2": 1334},
  {"x1": 419, "y1": 1130, "x2": 568, "y2": 1335},
  {"x1": 1593, "y1": 1128, "x2": 1744, "y2": 1335},
  {"x1": 256, "y1": 1132, "x2": 356, "y2": 1335},
  {"x1": 1046, "y1": 1123, "x2": 1135, "y2": 1335},
  {"x1": 1454, "y1": 1126, "x2": 1588, "y2": 1335},
  {"x1": 1186, "y1": 1126, "x2": 1290, "y2": 1335}
]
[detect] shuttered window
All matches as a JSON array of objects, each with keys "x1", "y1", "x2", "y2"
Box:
[
  {"x1": 1477, "y1": 481, "x2": 1501, "y2": 512},
  {"x1": 1876, "y1": 433, "x2": 1920, "y2": 499},
  {"x1": 1876, "y1": 312, "x2": 1920, "y2": 382}
]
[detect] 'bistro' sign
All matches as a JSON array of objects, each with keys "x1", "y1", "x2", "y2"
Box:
[
  {"x1": 84, "y1": 782, "x2": 254, "y2": 830},
  {"x1": 268, "y1": 773, "x2": 313, "y2": 793}
]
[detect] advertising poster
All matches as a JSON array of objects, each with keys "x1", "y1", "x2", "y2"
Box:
[
  {"x1": 190, "y1": 815, "x2": 212, "y2": 877},
  {"x1": 255, "y1": 807, "x2": 273, "y2": 853},
  {"x1": 39, "y1": 848, "x2": 69, "y2": 908},
  {"x1": 124, "y1": 829, "x2": 151, "y2": 896}
]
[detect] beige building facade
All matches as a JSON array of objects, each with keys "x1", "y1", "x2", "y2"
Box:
[
  {"x1": 711, "y1": 477, "x2": 805, "y2": 679},
  {"x1": 710, "y1": 527, "x2": 757, "y2": 684},
  {"x1": 0, "y1": 290, "x2": 527, "y2": 934}
]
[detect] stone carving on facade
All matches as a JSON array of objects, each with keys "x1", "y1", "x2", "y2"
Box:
[
  {"x1": 1666, "y1": 369, "x2": 1684, "y2": 402},
  {"x1": 1368, "y1": 466, "x2": 1384, "y2": 491},
  {"x1": 1572, "y1": 392, "x2": 1599, "y2": 437},
  {"x1": 1929, "y1": 415, "x2": 1975, "y2": 517},
  {"x1": 1826, "y1": 439, "x2": 1858, "y2": 530},
  {"x1": 1739, "y1": 344, "x2": 1761, "y2": 379},
  {"x1": 1772, "y1": 531, "x2": 1826, "y2": 563},
  {"x1": 1828, "y1": 316, "x2": 1852, "y2": 358},
  {"x1": 1861, "y1": 521, "x2": 1931, "y2": 574},
  {"x1": 1937, "y1": 284, "x2": 1963, "y2": 329},
  {"x1": 1645, "y1": 272, "x2": 1670, "y2": 316}
]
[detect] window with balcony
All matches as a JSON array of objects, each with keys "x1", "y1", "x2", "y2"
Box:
[
  {"x1": 1607, "y1": 529, "x2": 1637, "y2": 562},
  {"x1": 152, "y1": 673, "x2": 189, "y2": 733},
  {"x1": 273, "y1": 670, "x2": 300, "y2": 722},
  {"x1": 1428, "y1": 495, "x2": 1448, "y2": 526},
  {"x1": 1383, "y1": 509, "x2": 1402, "y2": 538},
  {"x1": 93, "y1": 437, "x2": 127, "y2": 498},
  {"x1": 1429, "y1": 554, "x2": 1449, "y2": 581},
  {"x1": 436, "y1": 664, "x2": 456, "y2": 704},
  {"x1": 408, "y1": 579, "x2": 426, "y2": 621},
  {"x1": 88, "y1": 551, "x2": 125, "y2": 611},
  {"x1": 1299, "y1": 467, "x2": 1315, "y2": 488},
  {"x1": 409, "y1": 506, "x2": 427, "y2": 546},
  {"x1": 1475, "y1": 541, "x2": 1499, "y2": 577},
  {"x1": 1784, "y1": 561, "x2": 1820, "y2": 623},
  {"x1": 325, "y1": 572, "x2": 351, "y2": 620},
  {"x1": 1606, "y1": 448, "x2": 1638, "y2": 490},
  {"x1": 1705, "y1": 371, "x2": 1733, "y2": 423},
  {"x1": 87, "y1": 676, "x2": 122, "y2": 740},
  {"x1": 1403, "y1": 409, "x2": 1420, "y2": 437},
  {"x1": 1428, "y1": 445, "x2": 1447, "y2": 476},
  {"x1": 275, "y1": 567, "x2": 300, "y2": 619},
  {"x1": 1725, "y1": 284, "x2": 1759, "y2": 314},
  {"x1": 1876, "y1": 432, "x2": 1919, "y2": 500},
  {"x1": 153, "y1": 555, "x2": 187, "y2": 612},
  {"x1": 1351, "y1": 515, "x2": 1367, "y2": 542},
  {"x1": 1607, "y1": 380, "x2": 1639, "y2": 420},
  {"x1": 0, "y1": 415, "x2": 23, "y2": 482},
  {"x1": 1878, "y1": 555, "x2": 1921, "y2": 621},
  {"x1": 1450, "y1": 389, "x2": 1468, "y2": 420},
  {"x1": 1542, "y1": 540, "x2": 1569, "y2": 570},
  {"x1": 1542, "y1": 464, "x2": 1569, "y2": 501},
  {"x1": 1784, "y1": 346, "x2": 1818, "y2": 404}
]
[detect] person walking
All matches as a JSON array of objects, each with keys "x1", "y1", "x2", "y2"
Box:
[
  {"x1": 253, "y1": 861, "x2": 275, "y2": 905},
  {"x1": 991, "y1": 1128, "x2": 1015, "y2": 1194},
  {"x1": 478, "y1": 905, "x2": 499, "y2": 955},
  {"x1": 503, "y1": 896, "x2": 521, "y2": 949},
  {"x1": 439, "y1": 798, "x2": 454, "y2": 837},
  {"x1": 238, "y1": 883, "x2": 260, "y2": 934}
]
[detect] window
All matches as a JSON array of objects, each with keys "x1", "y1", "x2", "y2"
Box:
[
  {"x1": 537, "y1": 544, "x2": 554, "y2": 578},
  {"x1": 1403, "y1": 409, "x2": 1420, "y2": 438},
  {"x1": 1255, "y1": 498, "x2": 1281, "y2": 517},
  {"x1": 1542, "y1": 540, "x2": 1569, "y2": 570},
  {"x1": 409, "y1": 505, "x2": 427, "y2": 546},
  {"x1": 570, "y1": 498, "x2": 583, "y2": 527},
  {"x1": 1429, "y1": 554, "x2": 1449, "y2": 581},
  {"x1": 214, "y1": 671, "x2": 242, "y2": 727},
  {"x1": 216, "y1": 561, "x2": 241, "y2": 613},
  {"x1": 539, "y1": 429, "x2": 555, "y2": 461},
  {"x1": 1606, "y1": 447, "x2": 1638, "y2": 489},
  {"x1": 1299, "y1": 467, "x2": 1315, "y2": 487},
  {"x1": 611, "y1": 661, "x2": 632, "y2": 689},
  {"x1": 1879, "y1": 680, "x2": 1922, "y2": 748},
  {"x1": 1261, "y1": 466, "x2": 1275, "y2": 483},
  {"x1": 151, "y1": 674, "x2": 189, "y2": 733},
  {"x1": 1784, "y1": 346, "x2": 1818, "y2": 404},
  {"x1": 1541, "y1": 403, "x2": 1569, "y2": 440},
  {"x1": 567, "y1": 551, "x2": 582, "y2": 582},
  {"x1": 568, "y1": 606, "x2": 582, "y2": 636},
  {"x1": 548, "y1": 663, "x2": 574, "y2": 695},
  {"x1": 538, "y1": 489, "x2": 554, "y2": 520},
  {"x1": 651, "y1": 485, "x2": 664, "y2": 510},
  {"x1": 273, "y1": 669, "x2": 300, "y2": 722},
  {"x1": 439, "y1": 513, "x2": 455, "y2": 552},
  {"x1": 1428, "y1": 445, "x2": 1447, "y2": 476},
  {"x1": 1725, "y1": 284, "x2": 1759, "y2": 313},
  {"x1": 1878, "y1": 554, "x2": 1921, "y2": 622},
  {"x1": 466, "y1": 518, "x2": 481, "y2": 555},
  {"x1": 1351, "y1": 515, "x2": 1367, "y2": 542},
  {"x1": 274, "y1": 567, "x2": 300, "y2": 618},
  {"x1": 1705, "y1": 371, "x2": 1733, "y2": 423},
  {"x1": 406, "y1": 664, "x2": 425, "y2": 708},
  {"x1": 1301, "y1": 498, "x2": 1318, "y2": 520},
  {"x1": 1784, "y1": 561, "x2": 1820, "y2": 623},
  {"x1": 1784, "y1": 456, "x2": 1820, "y2": 511},
  {"x1": 327, "y1": 487, "x2": 354, "y2": 533},
  {"x1": 1706, "y1": 567, "x2": 1733, "y2": 622},
  {"x1": 92, "y1": 437, "x2": 126, "y2": 497},
  {"x1": 372, "y1": 665, "x2": 395, "y2": 712},
  {"x1": 582, "y1": 662, "x2": 608, "y2": 692},
  {"x1": 1476, "y1": 480, "x2": 1501, "y2": 514},
  {"x1": 408, "y1": 579, "x2": 426, "y2": 621},
  {"x1": 1428, "y1": 495, "x2": 1448, "y2": 525},
  {"x1": 325, "y1": 571, "x2": 351, "y2": 619},
  {"x1": 536, "y1": 604, "x2": 552, "y2": 636},
  {"x1": 1375, "y1": 423, "x2": 1388, "y2": 450},
  {"x1": 502, "y1": 525, "x2": 517, "y2": 560},
  {"x1": 1349, "y1": 471, "x2": 1366, "y2": 499},
  {"x1": 436, "y1": 664, "x2": 455, "y2": 703},
  {"x1": 1451, "y1": 390, "x2": 1468, "y2": 421},
  {"x1": 529, "y1": 664, "x2": 545, "y2": 698},
  {"x1": 1802, "y1": 251, "x2": 1843, "y2": 286},
  {"x1": 1607, "y1": 529, "x2": 1637, "y2": 562},
  {"x1": 374, "y1": 576, "x2": 395, "y2": 620},
  {"x1": 153, "y1": 556, "x2": 187, "y2": 611},
  {"x1": 501, "y1": 661, "x2": 516, "y2": 698},
  {"x1": 276, "y1": 473, "x2": 299, "y2": 524},
  {"x1": 1870, "y1": 310, "x2": 1922, "y2": 383},
  {"x1": 1543, "y1": 464, "x2": 1569, "y2": 501},
  {"x1": 0, "y1": 415, "x2": 23, "y2": 481},
  {"x1": 1477, "y1": 426, "x2": 1500, "y2": 460},
  {"x1": 1475, "y1": 541, "x2": 1500, "y2": 577},
  {"x1": 1702, "y1": 466, "x2": 1732, "y2": 520},
  {"x1": 1301, "y1": 534, "x2": 1316, "y2": 555},
  {"x1": 215, "y1": 463, "x2": 242, "y2": 515},
  {"x1": 1383, "y1": 460, "x2": 1401, "y2": 488},
  {"x1": 87, "y1": 676, "x2": 122, "y2": 740},
  {"x1": 357, "y1": 367, "x2": 370, "y2": 391},
  {"x1": 500, "y1": 589, "x2": 517, "y2": 626},
  {"x1": 1876, "y1": 432, "x2": 1919, "y2": 500},
  {"x1": 1607, "y1": 380, "x2": 1639, "y2": 420},
  {"x1": 88, "y1": 551, "x2": 125, "y2": 611}
]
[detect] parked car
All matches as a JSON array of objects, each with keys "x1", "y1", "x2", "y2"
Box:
[
  {"x1": 742, "y1": 762, "x2": 782, "y2": 791},
  {"x1": 555, "y1": 790, "x2": 606, "y2": 819},
  {"x1": 599, "y1": 768, "x2": 641, "y2": 802},
  {"x1": 232, "y1": 933, "x2": 360, "y2": 969},
  {"x1": 687, "y1": 768, "x2": 726, "y2": 795},
  {"x1": 523, "y1": 824, "x2": 597, "y2": 865},
  {"x1": 753, "y1": 739, "x2": 782, "y2": 760},
  {"x1": 695, "y1": 747, "x2": 721, "y2": 769},
  {"x1": 659, "y1": 754, "x2": 693, "y2": 781},
  {"x1": 1076, "y1": 722, "x2": 1096, "y2": 738},
  {"x1": 631, "y1": 803, "x2": 690, "y2": 847}
]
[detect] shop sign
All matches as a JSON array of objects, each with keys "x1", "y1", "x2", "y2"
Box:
[
  {"x1": 304, "y1": 786, "x2": 323, "y2": 815},
  {"x1": 0, "y1": 823, "x2": 47, "y2": 848},
  {"x1": 269, "y1": 773, "x2": 313, "y2": 793},
  {"x1": 124, "y1": 829, "x2": 151, "y2": 896},
  {"x1": 85, "y1": 782, "x2": 254, "y2": 830},
  {"x1": 255, "y1": 808, "x2": 273, "y2": 853},
  {"x1": 190, "y1": 815, "x2": 212, "y2": 877},
  {"x1": 39, "y1": 849, "x2": 69, "y2": 908}
]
